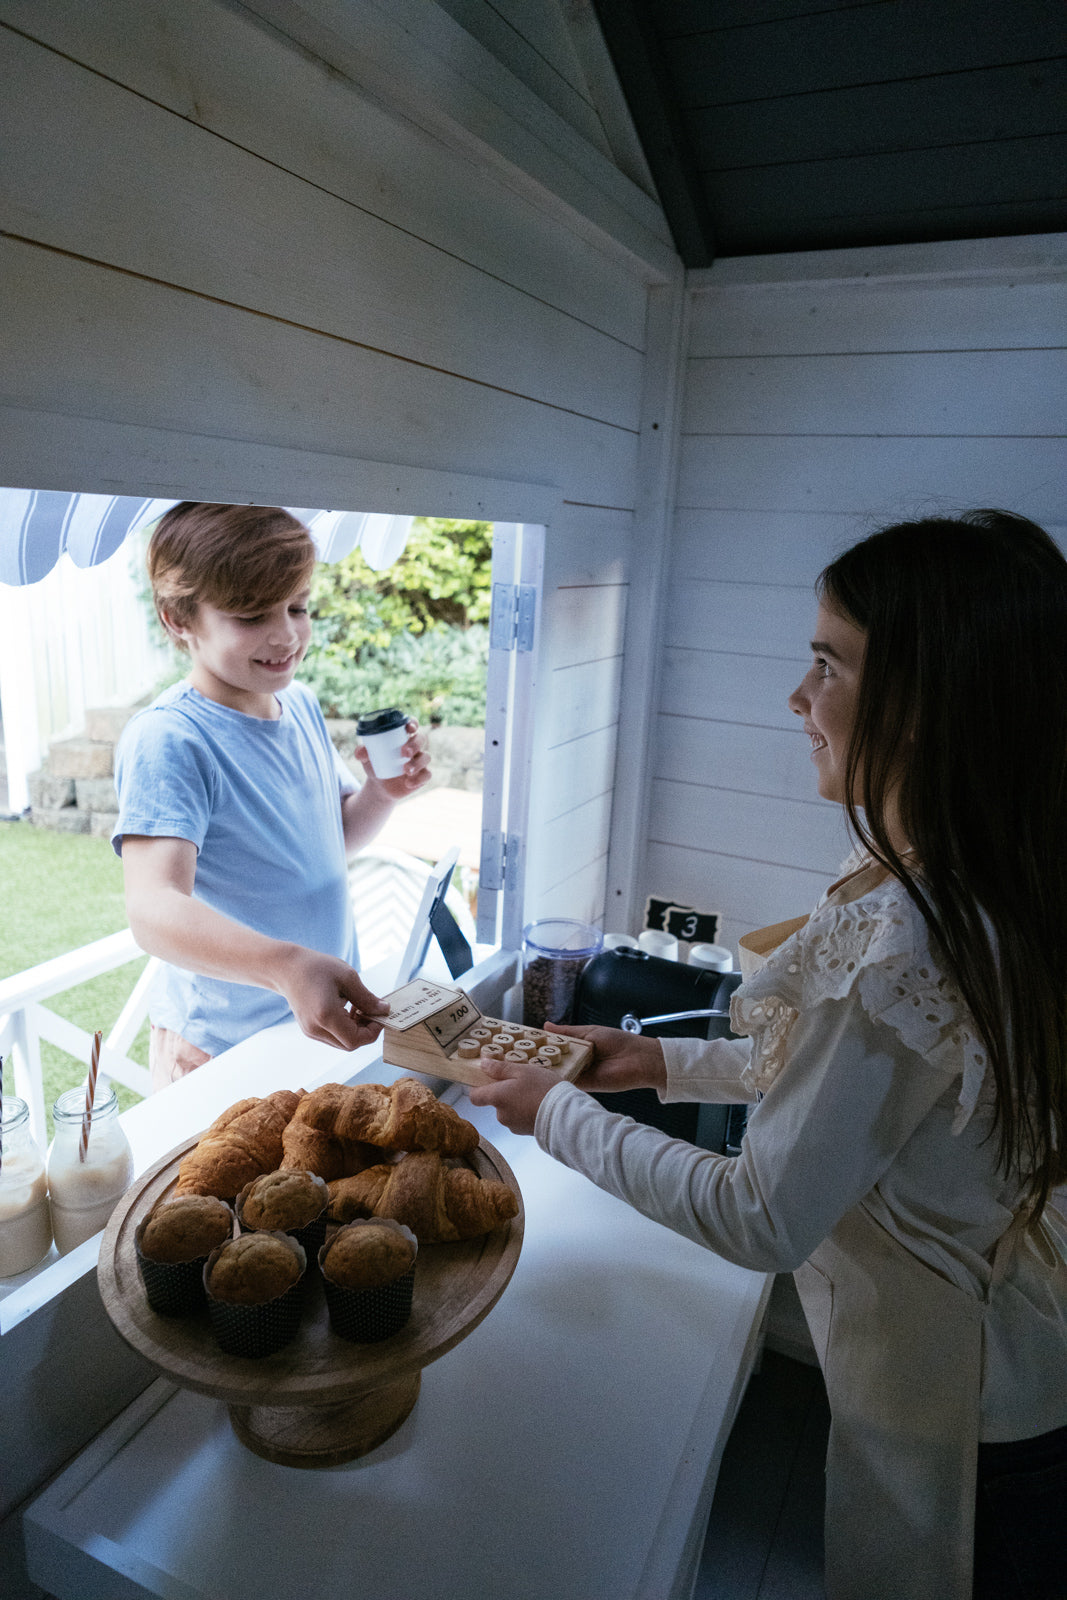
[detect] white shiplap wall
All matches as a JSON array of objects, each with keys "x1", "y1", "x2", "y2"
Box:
[
  {"x1": 0, "y1": 0, "x2": 685, "y2": 1528},
  {"x1": 640, "y1": 235, "x2": 1067, "y2": 956},
  {"x1": 0, "y1": 0, "x2": 681, "y2": 932}
]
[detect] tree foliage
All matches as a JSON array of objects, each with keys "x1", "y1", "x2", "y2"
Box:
[
  {"x1": 300, "y1": 517, "x2": 493, "y2": 725},
  {"x1": 308, "y1": 517, "x2": 492, "y2": 652},
  {"x1": 298, "y1": 624, "x2": 489, "y2": 726}
]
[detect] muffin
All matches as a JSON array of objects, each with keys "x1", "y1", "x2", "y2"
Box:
[
  {"x1": 204, "y1": 1231, "x2": 306, "y2": 1357},
  {"x1": 135, "y1": 1195, "x2": 234, "y2": 1316},
  {"x1": 236, "y1": 1169, "x2": 328, "y2": 1261},
  {"x1": 320, "y1": 1219, "x2": 417, "y2": 1343},
  {"x1": 140, "y1": 1195, "x2": 233, "y2": 1263}
]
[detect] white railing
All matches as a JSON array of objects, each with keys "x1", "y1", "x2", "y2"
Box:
[
  {"x1": 0, "y1": 851, "x2": 479, "y2": 1150},
  {"x1": 0, "y1": 931, "x2": 156, "y2": 1147}
]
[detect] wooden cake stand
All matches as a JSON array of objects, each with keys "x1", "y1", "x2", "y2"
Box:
[{"x1": 98, "y1": 1132, "x2": 524, "y2": 1469}]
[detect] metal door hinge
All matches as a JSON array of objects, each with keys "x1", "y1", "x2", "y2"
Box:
[
  {"x1": 489, "y1": 582, "x2": 536, "y2": 652},
  {"x1": 479, "y1": 829, "x2": 520, "y2": 891}
]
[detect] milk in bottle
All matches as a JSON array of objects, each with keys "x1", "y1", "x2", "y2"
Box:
[{"x1": 47, "y1": 1085, "x2": 133, "y2": 1255}]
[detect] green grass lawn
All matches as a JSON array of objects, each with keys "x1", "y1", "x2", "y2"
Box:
[{"x1": 1, "y1": 819, "x2": 147, "y2": 1134}]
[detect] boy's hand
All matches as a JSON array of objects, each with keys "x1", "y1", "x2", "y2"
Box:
[
  {"x1": 468, "y1": 1058, "x2": 562, "y2": 1136},
  {"x1": 280, "y1": 951, "x2": 391, "y2": 1051},
  {"x1": 354, "y1": 718, "x2": 432, "y2": 800}
]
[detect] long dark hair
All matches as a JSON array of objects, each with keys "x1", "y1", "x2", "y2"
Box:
[{"x1": 818, "y1": 510, "x2": 1067, "y2": 1216}]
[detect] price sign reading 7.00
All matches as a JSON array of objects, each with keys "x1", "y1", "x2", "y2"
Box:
[{"x1": 643, "y1": 897, "x2": 721, "y2": 946}]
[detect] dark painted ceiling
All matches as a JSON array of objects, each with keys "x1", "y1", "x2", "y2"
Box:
[{"x1": 592, "y1": 0, "x2": 1067, "y2": 265}]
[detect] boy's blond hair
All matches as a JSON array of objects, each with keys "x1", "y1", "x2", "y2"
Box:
[{"x1": 148, "y1": 503, "x2": 317, "y2": 648}]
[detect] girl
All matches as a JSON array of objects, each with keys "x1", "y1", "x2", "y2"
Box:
[{"x1": 471, "y1": 510, "x2": 1067, "y2": 1600}]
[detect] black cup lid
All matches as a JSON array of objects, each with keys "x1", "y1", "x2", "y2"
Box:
[{"x1": 356, "y1": 707, "x2": 407, "y2": 735}]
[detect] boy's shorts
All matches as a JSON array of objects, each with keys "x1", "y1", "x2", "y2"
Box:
[{"x1": 149, "y1": 1024, "x2": 212, "y2": 1093}]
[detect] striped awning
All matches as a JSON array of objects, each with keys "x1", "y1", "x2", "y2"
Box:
[{"x1": 0, "y1": 490, "x2": 413, "y2": 586}]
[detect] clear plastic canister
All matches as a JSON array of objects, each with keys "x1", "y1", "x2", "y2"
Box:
[{"x1": 522, "y1": 919, "x2": 603, "y2": 1028}]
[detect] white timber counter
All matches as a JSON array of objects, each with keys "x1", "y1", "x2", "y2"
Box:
[{"x1": 19, "y1": 1013, "x2": 771, "y2": 1600}]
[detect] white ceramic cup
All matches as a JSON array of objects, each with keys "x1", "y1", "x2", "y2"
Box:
[
  {"x1": 356, "y1": 708, "x2": 409, "y2": 779},
  {"x1": 638, "y1": 928, "x2": 679, "y2": 962},
  {"x1": 687, "y1": 942, "x2": 733, "y2": 972}
]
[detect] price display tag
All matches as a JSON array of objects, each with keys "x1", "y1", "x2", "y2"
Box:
[{"x1": 426, "y1": 994, "x2": 478, "y2": 1049}]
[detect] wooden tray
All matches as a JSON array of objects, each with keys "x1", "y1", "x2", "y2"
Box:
[{"x1": 98, "y1": 1130, "x2": 523, "y2": 1467}]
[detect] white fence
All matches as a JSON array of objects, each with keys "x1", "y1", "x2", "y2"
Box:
[
  {"x1": 0, "y1": 933, "x2": 155, "y2": 1146},
  {"x1": 0, "y1": 536, "x2": 170, "y2": 814},
  {"x1": 0, "y1": 848, "x2": 481, "y2": 1146}
]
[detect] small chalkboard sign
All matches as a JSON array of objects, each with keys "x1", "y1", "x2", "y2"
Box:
[{"x1": 643, "y1": 897, "x2": 721, "y2": 946}]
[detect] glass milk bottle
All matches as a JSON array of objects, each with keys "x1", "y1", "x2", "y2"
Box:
[
  {"x1": 0, "y1": 1096, "x2": 53, "y2": 1276},
  {"x1": 48, "y1": 1085, "x2": 134, "y2": 1255}
]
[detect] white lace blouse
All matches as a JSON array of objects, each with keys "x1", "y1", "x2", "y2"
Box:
[{"x1": 536, "y1": 862, "x2": 1067, "y2": 1442}]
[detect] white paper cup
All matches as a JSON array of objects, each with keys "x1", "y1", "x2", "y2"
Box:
[{"x1": 356, "y1": 709, "x2": 409, "y2": 779}]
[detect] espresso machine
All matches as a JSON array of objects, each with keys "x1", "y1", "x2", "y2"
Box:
[{"x1": 572, "y1": 948, "x2": 748, "y2": 1154}]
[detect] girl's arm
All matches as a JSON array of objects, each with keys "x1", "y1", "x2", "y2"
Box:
[
  {"x1": 121, "y1": 835, "x2": 388, "y2": 1050},
  {"x1": 475, "y1": 993, "x2": 958, "y2": 1274}
]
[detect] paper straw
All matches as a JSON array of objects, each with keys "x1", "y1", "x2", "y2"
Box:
[{"x1": 79, "y1": 1031, "x2": 102, "y2": 1163}]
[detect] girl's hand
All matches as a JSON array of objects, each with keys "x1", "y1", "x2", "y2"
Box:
[
  {"x1": 468, "y1": 1059, "x2": 562, "y2": 1136},
  {"x1": 546, "y1": 1022, "x2": 667, "y2": 1095},
  {"x1": 354, "y1": 718, "x2": 432, "y2": 800}
]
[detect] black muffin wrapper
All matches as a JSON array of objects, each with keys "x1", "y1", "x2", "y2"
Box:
[
  {"x1": 134, "y1": 1202, "x2": 235, "y2": 1317},
  {"x1": 319, "y1": 1219, "x2": 418, "y2": 1344},
  {"x1": 203, "y1": 1231, "x2": 307, "y2": 1358}
]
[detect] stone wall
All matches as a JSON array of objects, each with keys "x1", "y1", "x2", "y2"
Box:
[
  {"x1": 25, "y1": 707, "x2": 484, "y2": 835},
  {"x1": 27, "y1": 706, "x2": 134, "y2": 837}
]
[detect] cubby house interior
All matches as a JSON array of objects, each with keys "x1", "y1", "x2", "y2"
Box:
[{"x1": 2, "y1": 0, "x2": 1065, "y2": 1589}]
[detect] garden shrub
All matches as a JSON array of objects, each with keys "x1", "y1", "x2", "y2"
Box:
[
  {"x1": 298, "y1": 623, "x2": 489, "y2": 726},
  {"x1": 300, "y1": 517, "x2": 492, "y2": 724}
]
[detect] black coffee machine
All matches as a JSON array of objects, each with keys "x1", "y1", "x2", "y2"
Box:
[{"x1": 573, "y1": 947, "x2": 748, "y2": 1154}]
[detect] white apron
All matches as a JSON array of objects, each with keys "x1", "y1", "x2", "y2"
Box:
[{"x1": 738, "y1": 898, "x2": 1025, "y2": 1600}]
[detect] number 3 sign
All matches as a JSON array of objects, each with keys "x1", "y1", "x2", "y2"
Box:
[{"x1": 643, "y1": 897, "x2": 721, "y2": 946}]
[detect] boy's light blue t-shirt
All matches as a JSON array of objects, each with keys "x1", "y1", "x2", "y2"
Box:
[{"x1": 112, "y1": 679, "x2": 359, "y2": 1055}]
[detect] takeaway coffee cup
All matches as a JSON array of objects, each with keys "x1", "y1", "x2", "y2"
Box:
[{"x1": 356, "y1": 708, "x2": 410, "y2": 780}]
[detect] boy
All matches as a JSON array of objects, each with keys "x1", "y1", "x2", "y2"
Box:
[{"x1": 112, "y1": 502, "x2": 431, "y2": 1090}]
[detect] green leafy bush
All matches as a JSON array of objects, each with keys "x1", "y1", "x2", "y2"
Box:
[
  {"x1": 309, "y1": 517, "x2": 492, "y2": 647},
  {"x1": 299, "y1": 623, "x2": 489, "y2": 726},
  {"x1": 300, "y1": 516, "x2": 492, "y2": 725}
]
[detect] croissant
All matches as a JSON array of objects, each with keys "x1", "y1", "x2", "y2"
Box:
[
  {"x1": 327, "y1": 1150, "x2": 519, "y2": 1243},
  {"x1": 280, "y1": 1107, "x2": 381, "y2": 1184},
  {"x1": 174, "y1": 1088, "x2": 305, "y2": 1199},
  {"x1": 295, "y1": 1079, "x2": 479, "y2": 1159}
]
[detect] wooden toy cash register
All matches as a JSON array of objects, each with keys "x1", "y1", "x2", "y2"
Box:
[{"x1": 379, "y1": 979, "x2": 593, "y2": 1088}]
